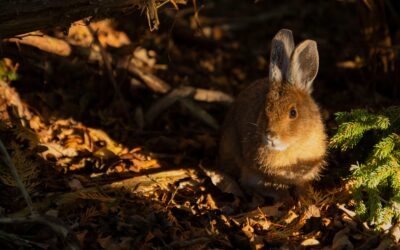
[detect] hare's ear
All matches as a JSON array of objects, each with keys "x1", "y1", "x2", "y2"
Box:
[
  {"x1": 269, "y1": 29, "x2": 295, "y2": 83},
  {"x1": 287, "y1": 40, "x2": 319, "y2": 93}
]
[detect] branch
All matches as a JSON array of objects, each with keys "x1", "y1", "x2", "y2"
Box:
[
  {"x1": 0, "y1": 139, "x2": 35, "y2": 215},
  {"x1": 0, "y1": 0, "x2": 143, "y2": 39}
]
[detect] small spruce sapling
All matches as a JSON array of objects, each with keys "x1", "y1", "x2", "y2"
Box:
[{"x1": 330, "y1": 107, "x2": 400, "y2": 228}]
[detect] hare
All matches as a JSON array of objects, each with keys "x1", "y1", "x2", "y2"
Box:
[{"x1": 216, "y1": 29, "x2": 327, "y2": 202}]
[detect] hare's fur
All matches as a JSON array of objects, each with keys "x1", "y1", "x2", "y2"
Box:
[{"x1": 218, "y1": 29, "x2": 327, "y2": 200}]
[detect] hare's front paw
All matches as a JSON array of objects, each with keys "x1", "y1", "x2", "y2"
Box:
[{"x1": 202, "y1": 167, "x2": 245, "y2": 197}]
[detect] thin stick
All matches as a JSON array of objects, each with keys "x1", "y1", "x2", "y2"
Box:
[
  {"x1": 86, "y1": 22, "x2": 129, "y2": 116},
  {"x1": 0, "y1": 139, "x2": 35, "y2": 215}
]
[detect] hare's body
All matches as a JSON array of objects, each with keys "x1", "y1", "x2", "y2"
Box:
[
  {"x1": 219, "y1": 79, "x2": 326, "y2": 199},
  {"x1": 217, "y1": 29, "x2": 327, "y2": 201}
]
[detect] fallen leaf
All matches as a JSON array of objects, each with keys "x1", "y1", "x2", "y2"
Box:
[
  {"x1": 88, "y1": 128, "x2": 125, "y2": 155},
  {"x1": 93, "y1": 147, "x2": 117, "y2": 160},
  {"x1": 304, "y1": 204, "x2": 321, "y2": 219},
  {"x1": 331, "y1": 227, "x2": 354, "y2": 250},
  {"x1": 391, "y1": 223, "x2": 400, "y2": 243},
  {"x1": 29, "y1": 115, "x2": 44, "y2": 131},
  {"x1": 284, "y1": 210, "x2": 299, "y2": 224},
  {"x1": 301, "y1": 238, "x2": 320, "y2": 246},
  {"x1": 131, "y1": 158, "x2": 159, "y2": 171},
  {"x1": 241, "y1": 223, "x2": 254, "y2": 239},
  {"x1": 206, "y1": 194, "x2": 218, "y2": 209},
  {"x1": 118, "y1": 237, "x2": 133, "y2": 250},
  {"x1": 68, "y1": 178, "x2": 83, "y2": 191},
  {"x1": 40, "y1": 142, "x2": 78, "y2": 159},
  {"x1": 97, "y1": 235, "x2": 113, "y2": 249},
  {"x1": 76, "y1": 231, "x2": 87, "y2": 248},
  {"x1": 45, "y1": 209, "x2": 59, "y2": 217}
]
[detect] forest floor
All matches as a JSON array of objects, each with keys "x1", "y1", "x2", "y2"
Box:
[{"x1": 0, "y1": 0, "x2": 399, "y2": 249}]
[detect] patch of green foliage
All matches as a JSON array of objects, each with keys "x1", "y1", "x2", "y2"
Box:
[
  {"x1": 0, "y1": 60, "x2": 18, "y2": 82},
  {"x1": 330, "y1": 107, "x2": 400, "y2": 228}
]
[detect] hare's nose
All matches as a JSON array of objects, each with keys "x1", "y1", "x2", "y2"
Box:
[{"x1": 266, "y1": 130, "x2": 277, "y2": 141}]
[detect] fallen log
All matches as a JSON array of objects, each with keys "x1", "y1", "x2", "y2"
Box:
[
  {"x1": 12, "y1": 168, "x2": 201, "y2": 217},
  {"x1": 0, "y1": 0, "x2": 174, "y2": 39}
]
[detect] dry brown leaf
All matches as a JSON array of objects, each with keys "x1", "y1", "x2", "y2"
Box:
[
  {"x1": 392, "y1": 223, "x2": 400, "y2": 243},
  {"x1": 69, "y1": 20, "x2": 131, "y2": 48},
  {"x1": 133, "y1": 47, "x2": 157, "y2": 68},
  {"x1": 144, "y1": 231, "x2": 155, "y2": 243},
  {"x1": 284, "y1": 210, "x2": 299, "y2": 224},
  {"x1": 301, "y1": 238, "x2": 320, "y2": 246},
  {"x1": 331, "y1": 227, "x2": 354, "y2": 250},
  {"x1": 118, "y1": 237, "x2": 133, "y2": 250},
  {"x1": 241, "y1": 223, "x2": 254, "y2": 239},
  {"x1": 29, "y1": 115, "x2": 44, "y2": 131},
  {"x1": 76, "y1": 230, "x2": 87, "y2": 247},
  {"x1": 115, "y1": 165, "x2": 125, "y2": 173},
  {"x1": 131, "y1": 158, "x2": 159, "y2": 171},
  {"x1": 252, "y1": 235, "x2": 265, "y2": 250},
  {"x1": 88, "y1": 128, "x2": 125, "y2": 155},
  {"x1": 68, "y1": 178, "x2": 83, "y2": 191},
  {"x1": 206, "y1": 194, "x2": 218, "y2": 209},
  {"x1": 97, "y1": 235, "x2": 113, "y2": 249},
  {"x1": 40, "y1": 142, "x2": 78, "y2": 159},
  {"x1": 93, "y1": 147, "x2": 117, "y2": 160},
  {"x1": 304, "y1": 204, "x2": 321, "y2": 219}
]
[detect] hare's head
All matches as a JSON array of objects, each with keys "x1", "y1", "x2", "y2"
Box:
[{"x1": 258, "y1": 29, "x2": 325, "y2": 153}]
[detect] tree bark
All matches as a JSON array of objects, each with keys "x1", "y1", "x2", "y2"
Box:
[{"x1": 0, "y1": 0, "x2": 142, "y2": 39}]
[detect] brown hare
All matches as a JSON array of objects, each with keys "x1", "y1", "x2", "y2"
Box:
[{"x1": 215, "y1": 29, "x2": 327, "y2": 202}]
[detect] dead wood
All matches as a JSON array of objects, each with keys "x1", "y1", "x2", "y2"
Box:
[
  {"x1": 12, "y1": 168, "x2": 199, "y2": 217},
  {"x1": 120, "y1": 61, "x2": 172, "y2": 93},
  {"x1": 145, "y1": 87, "x2": 196, "y2": 123},
  {"x1": 0, "y1": 0, "x2": 142, "y2": 39},
  {"x1": 4, "y1": 34, "x2": 72, "y2": 56},
  {"x1": 180, "y1": 98, "x2": 219, "y2": 129},
  {"x1": 145, "y1": 86, "x2": 231, "y2": 127},
  {"x1": 100, "y1": 168, "x2": 199, "y2": 192}
]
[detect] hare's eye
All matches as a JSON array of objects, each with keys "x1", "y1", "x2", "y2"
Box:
[{"x1": 289, "y1": 108, "x2": 297, "y2": 119}]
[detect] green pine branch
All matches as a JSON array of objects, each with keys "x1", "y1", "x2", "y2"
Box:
[{"x1": 331, "y1": 106, "x2": 400, "y2": 228}]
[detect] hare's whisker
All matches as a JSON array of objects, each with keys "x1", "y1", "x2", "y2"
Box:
[{"x1": 247, "y1": 122, "x2": 258, "y2": 127}]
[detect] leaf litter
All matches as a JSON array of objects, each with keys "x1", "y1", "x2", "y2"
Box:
[{"x1": 0, "y1": 0, "x2": 399, "y2": 249}]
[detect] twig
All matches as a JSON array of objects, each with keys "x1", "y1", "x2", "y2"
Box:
[
  {"x1": 337, "y1": 204, "x2": 357, "y2": 218},
  {"x1": 126, "y1": 65, "x2": 171, "y2": 93},
  {"x1": 0, "y1": 139, "x2": 35, "y2": 216},
  {"x1": 145, "y1": 86, "x2": 231, "y2": 126},
  {"x1": 145, "y1": 86, "x2": 195, "y2": 123},
  {"x1": 85, "y1": 22, "x2": 130, "y2": 117},
  {"x1": 180, "y1": 98, "x2": 219, "y2": 130},
  {"x1": 192, "y1": 88, "x2": 233, "y2": 104},
  {"x1": 4, "y1": 33, "x2": 72, "y2": 56},
  {"x1": 0, "y1": 0, "x2": 145, "y2": 39}
]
